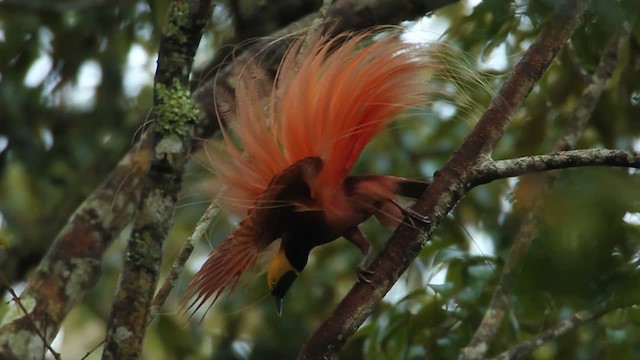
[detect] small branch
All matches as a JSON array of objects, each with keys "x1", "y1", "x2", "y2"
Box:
[
  {"x1": 0, "y1": 272, "x2": 60, "y2": 360},
  {"x1": 298, "y1": 1, "x2": 587, "y2": 359},
  {"x1": 101, "y1": 1, "x2": 214, "y2": 359},
  {"x1": 489, "y1": 301, "x2": 614, "y2": 360},
  {"x1": 460, "y1": 20, "x2": 632, "y2": 360},
  {"x1": 564, "y1": 40, "x2": 593, "y2": 84},
  {"x1": 556, "y1": 22, "x2": 634, "y2": 152},
  {"x1": 150, "y1": 199, "x2": 221, "y2": 314},
  {"x1": 474, "y1": 149, "x2": 640, "y2": 185}
]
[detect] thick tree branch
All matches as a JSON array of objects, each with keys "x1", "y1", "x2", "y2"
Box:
[
  {"x1": 0, "y1": 135, "x2": 152, "y2": 359},
  {"x1": 298, "y1": 1, "x2": 588, "y2": 359},
  {"x1": 461, "y1": 21, "x2": 632, "y2": 360},
  {"x1": 101, "y1": 1, "x2": 214, "y2": 359}
]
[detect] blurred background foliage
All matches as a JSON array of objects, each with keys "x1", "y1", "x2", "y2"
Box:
[{"x1": 1, "y1": 0, "x2": 640, "y2": 359}]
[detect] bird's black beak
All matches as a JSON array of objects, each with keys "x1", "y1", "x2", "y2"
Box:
[
  {"x1": 274, "y1": 296, "x2": 284, "y2": 317},
  {"x1": 271, "y1": 270, "x2": 297, "y2": 316}
]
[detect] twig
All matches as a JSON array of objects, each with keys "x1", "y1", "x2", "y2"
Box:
[
  {"x1": 298, "y1": 0, "x2": 587, "y2": 359},
  {"x1": 564, "y1": 40, "x2": 593, "y2": 84},
  {"x1": 460, "y1": 21, "x2": 632, "y2": 360},
  {"x1": 556, "y1": 22, "x2": 633, "y2": 152},
  {"x1": 80, "y1": 340, "x2": 104, "y2": 360},
  {"x1": 0, "y1": 272, "x2": 60, "y2": 360},
  {"x1": 150, "y1": 199, "x2": 221, "y2": 314}
]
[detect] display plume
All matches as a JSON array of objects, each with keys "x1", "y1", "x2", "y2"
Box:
[{"x1": 183, "y1": 29, "x2": 439, "y2": 316}]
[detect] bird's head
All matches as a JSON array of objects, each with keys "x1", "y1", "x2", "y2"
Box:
[{"x1": 267, "y1": 249, "x2": 299, "y2": 316}]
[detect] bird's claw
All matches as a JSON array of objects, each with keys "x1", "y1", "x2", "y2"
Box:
[
  {"x1": 356, "y1": 266, "x2": 374, "y2": 283},
  {"x1": 401, "y1": 207, "x2": 430, "y2": 226},
  {"x1": 389, "y1": 199, "x2": 430, "y2": 227}
]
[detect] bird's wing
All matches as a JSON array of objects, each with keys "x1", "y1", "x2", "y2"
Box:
[
  {"x1": 182, "y1": 157, "x2": 323, "y2": 315},
  {"x1": 344, "y1": 175, "x2": 429, "y2": 199},
  {"x1": 392, "y1": 176, "x2": 430, "y2": 199},
  {"x1": 344, "y1": 175, "x2": 430, "y2": 229}
]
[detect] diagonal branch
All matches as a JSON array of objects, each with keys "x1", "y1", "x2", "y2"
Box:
[
  {"x1": 150, "y1": 199, "x2": 221, "y2": 314},
  {"x1": 0, "y1": 134, "x2": 153, "y2": 359},
  {"x1": 100, "y1": 1, "x2": 214, "y2": 359},
  {"x1": 460, "y1": 21, "x2": 633, "y2": 360},
  {"x1": 298, "y1": 1, "x2": 588, "y2": 359},
  {"x1": 489, "y1": 300, "x2": 615, "y2": 360}
]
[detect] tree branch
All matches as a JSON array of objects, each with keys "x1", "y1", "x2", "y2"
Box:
[
  {"x1": 489, "y1": 301, "x2": 615, "y2": 360},
  {"x1": 460, "y1": 20, "x2": 633, "y2": 360},
  {"x1": 100, "y1": 1, "x2": 214, "y2": 359},
  {"x1": 150, "y1": 199, "x2": 220, "y2": 314},
  {"x1": 473, "y1": 149, "x2": 640, "y2": 186},
  {"x1": 298, "y1": 1, "x2": 588, "y2": 359},
  {"x1": 555, "y1": 22, "x2": 634, "y2": 152},
  {"x1": 0, "y1": 134, "x2": 153, "y2": 359}
]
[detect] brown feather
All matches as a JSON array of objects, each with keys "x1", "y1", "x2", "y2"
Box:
[{"x1": 182, "y1": 157, "x2": 323, "y2": 315}]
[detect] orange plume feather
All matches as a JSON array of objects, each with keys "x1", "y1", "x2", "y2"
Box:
[{"x1": 212, "y1": 31, "x2": 434, "y2": 219}]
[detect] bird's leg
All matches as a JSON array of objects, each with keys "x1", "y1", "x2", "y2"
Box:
[
  {"x1": 344, "y1": 227, "x2": 374, "y2": 283},
  {"x1": 388, "y1": 199, "x2": 430, "y2": 227}
]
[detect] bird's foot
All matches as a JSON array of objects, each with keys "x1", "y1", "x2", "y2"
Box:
[
  {"x1": 389, "y1": 199, "x2": 430, "y2": 227},
  {"x1": 356, "y1": 266, "x2": 374, "y2": 284},
  {"x1": 401, "y1": 207, "x2": 430, "y2": 227}
]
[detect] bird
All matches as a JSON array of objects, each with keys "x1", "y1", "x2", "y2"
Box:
[{"x1": 182, "y1": 28, "x2": 437, "y2": 316}]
